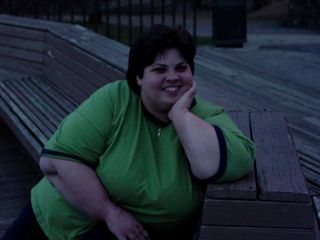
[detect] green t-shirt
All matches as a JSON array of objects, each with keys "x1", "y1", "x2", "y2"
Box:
[{"x1": 31, "y1": 80, "x2": 255, "y2": 240}]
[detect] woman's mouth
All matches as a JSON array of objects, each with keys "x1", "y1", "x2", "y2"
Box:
[{"x1": 163, "y1": 86, "x2": 180, "y2": 93}]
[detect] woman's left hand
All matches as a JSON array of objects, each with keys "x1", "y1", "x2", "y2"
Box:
[{"x1": 168, "y1": 81, "x2": 197, "y2": 121}]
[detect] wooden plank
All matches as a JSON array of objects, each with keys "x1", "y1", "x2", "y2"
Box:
[
  {"x1": 45, "y1": 43, "x2": 106, "y2": 88},
  {"x1": 251, "y1": 111, "x2": 310, "y2": 202},
  {"x1": 0, "y1": 97, "x2": 42, "y2": 162},
  {"x1": 43, "y1": 56, "x2": 90, "y2": 103},
  {"x1": 0, "y1": 55, "x2": 42, "y2": 76},
  {"x1": 0, "y1": 45, "x2": 43, "y2": 63},
  {"x1": 6, "y1": 79, "x2": 58, "y2": 132},
  {"x1": 0, "y1": 22, "x2": 46, "y2": 41},
  {"x1": 48, "y1": 25, "x2": 128, "y2": 72},
  {"x1": 199, "y1": 225, "x2": 316, "y2": 240},
  {"x1": 0, "y1": 82, "x2": 48, "y2": 146},
  {"x1": 46, "y1": 34, "x2": 123, "y2": 83},
  {"x1": 0, "y1": 35, "x2": 45, "y2": 52},
  {"x1": 201, "y1": 199, "x2": 314, "y2": 229},
  {"x1": 206, "y1": 111, "x2": 257, "y2": 200},
  {"x1": 32, "y1": 77, "x2": 77, "y2": 113},
  {"x1": 18, "y1": 78, "x2": 68, "y2": 124},
  {"x1": 2, "y1": 81, "x2": 53, "y2": 139}
]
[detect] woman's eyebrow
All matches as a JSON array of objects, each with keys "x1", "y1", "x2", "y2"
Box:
[{"x1": 151, "y1": 63, "x2": 167, "y2": 67}]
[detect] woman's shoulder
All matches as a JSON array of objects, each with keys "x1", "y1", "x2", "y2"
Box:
[{"x1": 192, "y1": 96, "x2": 225, "y2": 117}]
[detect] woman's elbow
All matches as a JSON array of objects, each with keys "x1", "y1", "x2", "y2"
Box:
[{"x1": 39, "y1": 156, "x2": 57, "y2": 176}]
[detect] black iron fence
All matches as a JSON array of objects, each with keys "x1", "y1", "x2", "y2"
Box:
[{"x1": 0, "y1": 0, "x2": 247, "y2": 46}]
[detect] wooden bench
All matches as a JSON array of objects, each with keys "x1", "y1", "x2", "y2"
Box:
[
  {"x1": 0, "y1": 14, "x2": 127, "y2": 162},
  {"x1": 197, "y1": 111, "x2": 319, "y2": 240},
  {"x1": 0, "y1": 15, "x2": 319, "y2": 240}
]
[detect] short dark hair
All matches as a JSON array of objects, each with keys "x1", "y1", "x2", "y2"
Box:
[{"x1": 126, "y1": 24, "x2": 196, "y2": 94}]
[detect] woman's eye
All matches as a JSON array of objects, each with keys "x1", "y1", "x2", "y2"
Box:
[
  {"x1": 153, "y1": 68, "x2": 166, "y2": 73},
  {"x1": 176, "y1": 65, "x2": 188, "y2": 72}
]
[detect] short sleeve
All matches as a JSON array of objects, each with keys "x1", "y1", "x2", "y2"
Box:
[
  {"x1": 192, "y1": 97, "x2": 256, "y2": 183},
  {"x1": 42, "y1": 84, "x2": 116, "y2": 167}
]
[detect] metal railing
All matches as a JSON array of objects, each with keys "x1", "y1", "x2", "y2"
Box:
[
  {"x1": 0, "y1": 0, "x2": 247, "y2": 46},
  {"x1": 0, "y1": 0, "x2": 206, "y2": 44}
]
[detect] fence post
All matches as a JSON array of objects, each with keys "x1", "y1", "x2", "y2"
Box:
[
  {"x1": 172, "y1": 0, "x2": 176, "y2": 27},
  {"x1": 139, "y1": 0, "x2": 143, "y2": 32},
  {"x1": 105, "y1": 0, "x2": 110, "y2": 36},
  {"x1": 161, "y1": 0, "x2": 165, "y2": 24},
  {"x1": 182, "y1": 0, "x2": 187, "y2": 29},
  {"x1": 70, "y1": 0, "x2": 74, "y2": 23},
  {"x1": 117, "y1": 0, "x2": 121, "y2": 41},
  {"x1": 58, "y1": 0, "x2": 62, "y2": 22},
  {"x1": 128, "y1": 0, "x2": 132, "y2": 44},
  {"x1": 150, "y1": 0, "x2": 154, "y2": 26},
  {"x1": 193, "y1": 0, "x2": 197, "y2": 44}
]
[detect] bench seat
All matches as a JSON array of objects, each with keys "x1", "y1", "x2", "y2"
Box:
[{"x1": 0, "y1": 76, "x2": 78, "y2": 161}]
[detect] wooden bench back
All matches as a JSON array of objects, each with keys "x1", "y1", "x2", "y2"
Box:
[
  {"x1": 0, "y1": 14, "x2": 128, "y2": 103},
  {"x1": 0, "y1": 17, "x2": 45, "y2": 76}
]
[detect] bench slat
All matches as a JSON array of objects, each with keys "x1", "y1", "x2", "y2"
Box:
[
  {"x1": 33, "y1": 77, "x2": 78, "y2": 112},
  {"x1": 0, "y1": 23, "x2": 46, "y2": 41},
  {"x1": 199, "y1": 225, "x2": 316, "y2": 240},
  {"x1": 45, "y1": 44, "x2": 106, "y2": 88},
  {"x1": 0, "y1": 55, "x2": 42, "y2": 76},
  {"x1": 8, "y1": 79, "x2": 60, "y2": 130},
  {"x1": 46, "y1": 34, "x2": 121, "y2": 84},
  {"x1": 0, "y1": 82, "x2": 49, "y2": 145},
  {"x1": 0, "y1": 96, "x2": 42, "y2": 161},
  {"x1": 201, "y1": 199, "x2": 314, "y2": 229},
  {"x1": 4, "y1": 80, "x2": 56, "y2": 134},
  {"x1": 43, "y1": 56, "x2": 93, "y2": 103},
  {"x1": 0, "y1": 45, "x2": 43, "y2": 64},
  {"x1": 251, "y1": 111, "x2": 310, "y2": 202},
  {"x1": 18, "y1": 79, "x2": 67, "y2": 125},
  {"x1": 0, "y1": 35, "x2": 45, "y2": 52}
]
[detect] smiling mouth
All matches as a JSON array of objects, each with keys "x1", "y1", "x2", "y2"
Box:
[{"x1": 163, "y1": 86, "x2": 180, "y2": 92}]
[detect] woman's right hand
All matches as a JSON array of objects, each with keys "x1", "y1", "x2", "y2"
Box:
[{"x1": 105, "y1": 204, "x2": 150, "y2": 240}]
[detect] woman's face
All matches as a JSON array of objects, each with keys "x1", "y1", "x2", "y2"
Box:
[{"x1": 137, "y1": 48, "x2": 193, "y2": 118}]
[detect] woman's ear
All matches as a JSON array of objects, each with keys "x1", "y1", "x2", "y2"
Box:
[{"x1": 136, "y1": 76, "x2": 142, "y2": 86}]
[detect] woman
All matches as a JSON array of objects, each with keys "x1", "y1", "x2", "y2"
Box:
[{"x1": 2, "y1": 25, "x2": 255, "y2": 240}]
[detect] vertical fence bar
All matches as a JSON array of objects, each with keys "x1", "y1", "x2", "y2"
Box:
[
  {"x1": 193, "y1": 0, "x2": 197, "y2": 43},
  {"x1": 105, "y1": 0, "x2": 110, "y2": 36},
  {"x1": 172, "y1": 0, "x2": 176, "y2": 27},
  {"x1": 150, "y1": 0, "x2": 154, "y2": 26},
  {"x1": 70, "y1": 0, "x2": 74, "y2": 23},
  {"x1": 128, "y1": 0, "x2": 132, "y2": 44},
  {"x1": 7, "y1": 0, "x2": 13, "y2": 15},
  {"x1": 161, "y1": 0, "x2": 165, "y2": 24},
  {"x1": 58, "y1": 0, "x2": 62, "y2": 22},
  {"x1": 46, "y1": 0, "x2": 50, "y2": 20},
  {"x1": 211, "y1": 3, "x2": 214, "y2": 44},
  {"x1": 182, "y1": 0, "x2": 186, "y2": 29},
  {"x1": 93, "y1": 0, "x2": 98, "y2": 32},
  {"x1": 82, "y1": 0, "x2": 87, "y2": 24},
  {"x1": 139, "y1": 0, "x2": 143, "y2": 32},
  {"x1": 34, "y1": 0, "x2": 38, "y2": 18},
  {"x1": 117, "y1": 0, "x2": 121, "y2": 41}
]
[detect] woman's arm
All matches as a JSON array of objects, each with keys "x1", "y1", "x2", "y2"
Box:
[
  {"x1": 39, "y1": 157, "x2": 149, "y2": 240},
  {"x1": 168, "y1": 82, "x2": 221, "y2": 180}
]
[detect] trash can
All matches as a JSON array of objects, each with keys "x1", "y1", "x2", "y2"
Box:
[{"x1": 212, "y1": 0, "x2": 247, "y2": 47}]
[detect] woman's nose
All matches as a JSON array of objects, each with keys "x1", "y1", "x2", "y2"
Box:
[{"x1": 166, "y1": 70, "x2": 179, "y2": 81}]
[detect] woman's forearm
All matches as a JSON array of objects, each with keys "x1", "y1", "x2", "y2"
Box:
[
  {"x1": 39, "y1": 156, "x2": 116, "y2": 221},
  {"x1": 171, "y1": 111, "x2": 220, "y2": 180}
]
